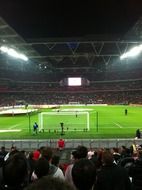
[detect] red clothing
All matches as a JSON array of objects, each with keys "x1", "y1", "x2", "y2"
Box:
[
  {"x1": 33, "y1": 150, "x2": 40, "y2": 160},
  {"x1": 58, "y1": 139, "x2": 65, "y2": 149}
]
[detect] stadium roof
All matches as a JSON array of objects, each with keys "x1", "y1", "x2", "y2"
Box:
[{"x1": 0, "y1": 17, "x2": 142, "y2": 76}]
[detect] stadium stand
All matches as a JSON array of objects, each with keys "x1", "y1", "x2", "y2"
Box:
[
  {"x1": 0, "y1": 144, "x2": 142, "y2": 189},
  {"x1": 1, "y1": 17, "x2": 142, "y2": 189}
]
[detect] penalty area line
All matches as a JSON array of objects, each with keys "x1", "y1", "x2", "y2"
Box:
[
  {"x1": 0, "y1": 129, "x2": 21, "y2": 133},
  {"x1": 9, "y1": 124, "x2": 21, "y2": 129},
  {"x1": 113, "y1": 122, "x2": 123, "y2": 128}
]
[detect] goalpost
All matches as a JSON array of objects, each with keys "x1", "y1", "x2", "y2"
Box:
[{"x1": 38, "y1": 111, "x2": 90, "y2": 132}]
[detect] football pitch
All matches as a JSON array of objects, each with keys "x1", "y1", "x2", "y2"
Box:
[{"x1": 0, "y1": 105, "x2": 142, "y2": 139}]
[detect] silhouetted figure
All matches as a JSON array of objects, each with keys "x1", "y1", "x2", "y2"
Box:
[
  {"x1": 72, "y1": 158, "x2": 96, "y2": 190},
  {"x1": 96, "y1": 150, "x2": 131, "y2": 190},
  {"x1": 0, "y1": 146, "x2": 8, "y2": 167},
  {"x1": 25, "y1": 176, "x2": 74, "y2": 190},
  {"x1": 136, "y1": 129, "x2": 141, "y2": 139},
  {"x1": 60, "y1": 122, "x2": 64, "y2": 135},
  {"x1": 33, "y1": 122, "x2": 38, "y2": 134},
  {"x1": 125, "y1": 109, "x2": 128, "y2": 116}
]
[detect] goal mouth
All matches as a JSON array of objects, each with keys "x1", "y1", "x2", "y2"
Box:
[{"x1": 38, "y1": 111, "x2": 90, "y2": 132}]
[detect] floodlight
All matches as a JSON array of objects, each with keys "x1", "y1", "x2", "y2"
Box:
[
  {"x1": 0, "y1": 46, "x2": 8, "y2": 53},
  {"x1": 120, "y1": 44, "x2": 142, "y2": 60},
  {"x1": 8, "y1": 48, "x2": 19, "y2": 58},
  {"x1": 0, "y1": 46, "x2": 28, "y2": 61}
]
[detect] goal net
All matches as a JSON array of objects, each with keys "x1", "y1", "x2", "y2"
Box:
[{"x1": 38, "y1": 111, "x2": 90, "y2": 132}]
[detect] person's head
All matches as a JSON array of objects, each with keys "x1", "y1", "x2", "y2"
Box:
[
  {"x1": 101, "y1": 150, "x2": 114, "y2": 166},
  {"x1": 72, "y1": 158, "x2": 96, "y2": 190},
  {"x1": 34, "y1": 157, "x2": 49, "y2": 179},
  {"x1": 51, "y1": 155, "x2": 60, "y2": 167},
  {"x1": 138, "y1": 149, "x2": 142, "y2": 158},
  {"x1": 75, "y1": 146, "x2": 88, "y2": 159},
  {"x1": 112, "y1": 147, "x2": 119, "y2": 153},
  {"x1": 40, "y1": 147, "x2": 53, "y2": 162},
  {"x1": 25, "y1": 176, "x2": 75, "y2": 190},
  {"x1": 9, "y1": 146, "x2": 18, "y2": 155},
  {"x1": 59, "y1": 138, "x2": 64, "y2": 141},
  {"x1": 2, "y1": 152, "x2": 29, "y2": 189},
  {"x1": 1, "y1": 146, "x2": 6, "y2": 152}
]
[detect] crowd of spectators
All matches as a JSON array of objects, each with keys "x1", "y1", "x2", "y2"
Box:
[
  {"x1": 0, "y1": 143, "x2": 142, "y2": 189},
  {"x1": 0, "y1": 90, "x2": 142, "y2": 106},
  {"x1": 0, "y1": 78, "x2": 142, "y2": 93},
  {"x1": 0, "y1": 63, "x2": 142, "y2": 106}
]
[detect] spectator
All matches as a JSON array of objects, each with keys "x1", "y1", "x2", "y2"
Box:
[
  {"x1": 87, "y1": 148, "x2": 94, "y2": 159},
  {"x1": 120, "y1": 146, "x2": 131, "y2": 159},
  {"x1": 111, "y1": 147, "x2": 121, "y2": 164},
  {"x1": 51, "y1": 155, "x2": 60, "y2": 167},
  {"x1": 0, "y1": 146, "x2": 8, "y2": 167},
  {"x1": 4, "y1": 146, "x2": 18, "y2": 161},
  {"x1": 95, "y1": 150, "x2": 131, "y2": 190},
  {"x1": 32, "y1": 150, "x2": 40, "y2": 161},
  {"x1": 25, "y1": 176, "x2": 75, "y2": 190},
  {"x1": 118, "y1": 147, "x2": 134, "y2": 173},
  {"x1": 33, "y1": 157, "x2": 49, "y2": 180},
  {"x1": 1, "y1": 152, "x2": 29, "y2": 190},
  {"x1": 40, "y1": 147, "x2": 64, "y2": 180},
  {"x1": 72, "y1": 158, "x2": 96, "y2": 190},
  {"x1": 27, "y1": 151, "x2": 37, "y2": 182},
  {"x1": 65, "y1": 146, "x2": 88, "y2": 188},
  {"x1": 57, "y1": 139, "x2": 65, "y2": 151},
  {"x1": 129, "y1": 149, "x2": 142, "y2": 190}
]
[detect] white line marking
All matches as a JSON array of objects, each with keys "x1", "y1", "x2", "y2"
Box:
[
  {"x1": 0, "y1": 129, "x2": 21, "y2": 133},
  {"x1": 113, "y1": 122, "x2": 123, "y2": 128},
  {"x1": 9, "y1": 124, "x2": 21, "y2": 129}
]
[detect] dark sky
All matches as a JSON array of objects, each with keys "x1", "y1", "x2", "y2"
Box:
[{"x1": 0, "y1": 0, "x2": 142, "y2": 39}]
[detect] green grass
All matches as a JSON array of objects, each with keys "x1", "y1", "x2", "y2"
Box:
[{"x1": 0, "y1": 105, "x2": 142, "y2": 139}]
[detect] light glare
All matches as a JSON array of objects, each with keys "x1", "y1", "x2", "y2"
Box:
[
  {"x1": 120, "y1": 44, "x2": 142, "y2": 60},
  {"x1": 0, "y1": 46, "x2": 28, "y2": 61}
]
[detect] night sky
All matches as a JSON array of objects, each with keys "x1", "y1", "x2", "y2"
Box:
[{"x1": 0, "y1": 0, "x2": 142, "y2": 39}]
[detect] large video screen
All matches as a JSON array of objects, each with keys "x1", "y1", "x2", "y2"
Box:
[{"x1": 68, "y1": 77, "x2": 82, "y2": 86}]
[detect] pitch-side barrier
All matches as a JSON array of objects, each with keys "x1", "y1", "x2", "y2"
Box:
[{"x1": 0, "y1": 139, "x2": 142, "y2": 150}]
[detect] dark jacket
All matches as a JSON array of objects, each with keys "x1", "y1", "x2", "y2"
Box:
[
  {"x1": 129, "y1": 158, "x2": 142, "y2": 190},
  {"x1": 95, "y1": 163, "x2": 131, "y2": 190}
]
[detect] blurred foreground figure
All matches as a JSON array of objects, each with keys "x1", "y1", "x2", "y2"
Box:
[
  {"x1": 95, "y1": 150, "x2": 131, "y2": 190},
  {"x1": 25, "y1": 176, "x2": 75, "y2": 190}
]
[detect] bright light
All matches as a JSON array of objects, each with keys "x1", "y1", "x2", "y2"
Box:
[
  {"x1": 68, "y1": 77, "x2": 82, "y2": 86},
  {"x1": 120, "y1": 44, "x2": 142, "y2": 60},
  {"x1": 0, "y1": 46, "x2": 8, "y2": 53},
  {"x1": 0, "y1": 46, "x2": 28, "y2": 61},
  {"x1": 8, "y1": 48, "x2": 19, "y2": 58}
]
